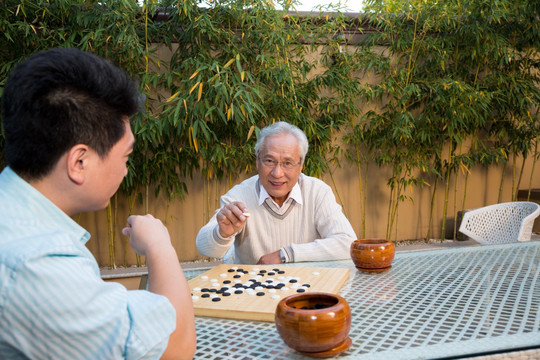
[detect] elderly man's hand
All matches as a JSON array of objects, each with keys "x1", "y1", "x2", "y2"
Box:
[
  {"x1": 256, "y1": 250, "x2": 282, "y2": 264},
  {"x1": 216, "y1": 201, "x2": 249, "y2": 238}
]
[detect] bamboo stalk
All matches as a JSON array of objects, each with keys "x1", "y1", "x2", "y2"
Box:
[
  {"x1": 386, "y1": 181, "x2": 395, "y2": 240},
  {"x1": 511, "y1": 152, "x2": 517, "y2": 201},
  {"x1": 441, "y1": 146, "x2": 452, "y2": 241},
  {"x1": 355, "y1": 150, "x2": 365, "y2": 238},
  {"x1": 426, "y1": 177, "x2": 438, "y2": 242},
  {"x1": 527, "y1": 137, "x2": 539, "y2": 201},
  {"x1": 452, "y1": 169, "x2": 459, "y2": 240},
  {"x1": 515, "y1": 155, "x2": 526, "y2": 201},
  {"x1": 329, "y1": 167, "x2": 347, "y2": 218},
  {"x1": 107, "y1": 203, "x2": 115, "y2": 269},
  {"x1": 498, "y1": 160, "x2": 506, "y2": 203}
]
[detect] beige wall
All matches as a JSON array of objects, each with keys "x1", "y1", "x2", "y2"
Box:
[{"x1": 82, "y1": 152, "x2": 539, "y2": 268}]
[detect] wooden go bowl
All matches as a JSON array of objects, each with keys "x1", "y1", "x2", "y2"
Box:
[
  {"x1": 275, "y1": 292, "x2": 352, "y2": 357},
  {"x1": 350, "y1": 238, "x2": 395, "y2": 273}
]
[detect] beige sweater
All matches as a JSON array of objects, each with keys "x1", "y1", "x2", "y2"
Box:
[{"x1": 196, "y1": 174, "x2": 357, "y2": 264}]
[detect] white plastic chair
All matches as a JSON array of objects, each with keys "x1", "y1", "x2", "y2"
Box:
[{"x1": 459, "y1": 201, "x2": 540, "y2": 244}]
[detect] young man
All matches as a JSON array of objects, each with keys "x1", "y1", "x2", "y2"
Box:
[
  {"x1": 0, "y1": 48, "x2": 196, "y2": 359},
  {"x1": 196, "y1": 121, "x2": 356, "y2": 264}
]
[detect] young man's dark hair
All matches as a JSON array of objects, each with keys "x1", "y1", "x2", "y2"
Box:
[{"x1": 2, "y1": 47, "x2": 139, "y2": 180}]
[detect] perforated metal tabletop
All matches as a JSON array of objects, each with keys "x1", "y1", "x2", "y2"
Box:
[{"x1": 185, "y1": 242, "x2": 540, "y2": 359}]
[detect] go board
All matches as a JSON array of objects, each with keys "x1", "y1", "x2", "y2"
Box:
[{"x1": 188, "y1": 264, "x2": 350, "y2": 322}]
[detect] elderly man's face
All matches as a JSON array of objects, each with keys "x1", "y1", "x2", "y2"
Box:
[{"x1": 256, "y1": 133, "x2": 303, "y2": 207}]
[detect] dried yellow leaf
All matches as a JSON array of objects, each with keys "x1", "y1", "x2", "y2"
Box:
[
  {"x1": 197, "y1": 83, "x2": 203, "y2": 101},
  {"x1": 167, "y1": 91, "x2": 180, "y2": 102},
  {"x1": 247, "y1": 125, "x2": 255, "y2": 140},
  {"x1": 189, "y1": 81, "x2": 200, "y2": 94},
  {"x1": 224, "y1": 58, "x2": 235, "y2": 68}
]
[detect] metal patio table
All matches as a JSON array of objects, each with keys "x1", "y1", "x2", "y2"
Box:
[{"x1": 184, "y1": 241, "x2": 540, "y2": 359}]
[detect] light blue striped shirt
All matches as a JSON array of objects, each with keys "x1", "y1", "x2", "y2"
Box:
[{"x1": 0, "y1": 167, "x2": 176, "y2": 359}]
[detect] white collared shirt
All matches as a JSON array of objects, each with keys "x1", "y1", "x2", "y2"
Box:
[{"x1": 258, "y1": 181, "x2": 303, "y2": 211}]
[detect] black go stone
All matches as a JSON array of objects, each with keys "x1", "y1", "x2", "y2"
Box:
[
  {"x1": 268, "y1": 272, "x2": 276, "y2": 276},
  {"x1": 201, "y1": 288, "x2": 210, "y2": 292},
  {"x1": 212, "y1": 297, "x2": 221, "y2": 302},
  {"x1": 278, "y1": 271, "x2": 285, "y2": 274},
  {"x1": 289, "y1": 279, "x2": 298, "y2": 283},
  {"x1": 222, "y1": 292, "x2": 231, "y2": 296},
  {"x1": 209, "y1": 288, "x2": 217, "y2": 292},
  {"x1": 256, "y1": 292, "x2": 265, "y2": 296},
  {"x1": 296, "y1": 288, "x2": 306, "y2": 293},
  {"x1": 302, "y1": 284, "x2": 311, "y2": 288},
  {"x1": 201, "y1": 294, "x2": 210, "y2": 298},
  {"x1": 223, "y1": 280, "x2": 231, "y2": 284},
  {"x1": 234, "y1": 290, "x2": 243, "y2": 294},
  {"x1": 227, "y1": 269, "x2": 235, "y2": 272},
  {"x1": 233, "y1": 275, "x2": 241, "y2": 278}
]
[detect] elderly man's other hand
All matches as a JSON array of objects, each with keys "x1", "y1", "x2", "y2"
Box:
[
  {"x1": 256, "y1": 250, "x2": 282, "y2": 264},
  {"x1": 217, "y1": 201, "x2": 249, "y2": 238}
]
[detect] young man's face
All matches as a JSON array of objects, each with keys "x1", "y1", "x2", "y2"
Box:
[
  {"x1": 87, "y1": 118, "x2": 134, "y2": 211},
  {"x1": 256, "y1": 133, "x2": 303, "y2": 207}
]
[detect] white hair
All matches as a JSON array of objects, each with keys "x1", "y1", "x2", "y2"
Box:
[{"x1": 254, "y1": 122, "x2": 309, "y2": 162}]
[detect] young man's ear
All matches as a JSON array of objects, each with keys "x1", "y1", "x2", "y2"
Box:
[{"x1": 66, "y1": 144, "x2": 90, "y2": 185}]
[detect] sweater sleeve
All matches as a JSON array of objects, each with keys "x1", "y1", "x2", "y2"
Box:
[
  {"x1": 195, "y1": 177, "x2": 257, "y2": 259},
  {"x1": 291, "y1": 178, "x2": 357, "y2": 262},
  {"x1": 195, "y1": 212, "x2": 236, "y2": 259}
]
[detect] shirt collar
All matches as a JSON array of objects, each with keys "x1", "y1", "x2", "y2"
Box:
[
  {"x1": 1, "y1": 167, "x2": 90, "y2": 244},
  {"x1": 258, "y1": 176, "x2": 303, "y2": 207}
]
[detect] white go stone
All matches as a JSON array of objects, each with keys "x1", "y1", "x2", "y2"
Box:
[
  {"x1": 191, "y1": 295, "x2": 200, "y2": 301},
  {"x1": 201, "y1": 276, "x2": 208, "y2": 280},
  {"x1": 312, "y1": 271, "x2": 320, "y2": 276},
  {"x1": 219, "y1": 273, "x2": 227, "y2": 277},
  {"x1": 192, "y1": 287, "x2": 201, "y2": 292},
  {"x1": 271, "y1": 295, "x2": 280, "y2": 300}
]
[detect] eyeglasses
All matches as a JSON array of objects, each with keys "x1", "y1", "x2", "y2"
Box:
[{"x1": 259, "y1": 157, "x2": 302, "y2": 170}]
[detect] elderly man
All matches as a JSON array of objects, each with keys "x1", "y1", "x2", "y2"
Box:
[{"x1": 196, "y1": 121, "x2": 356, "y2": 264}]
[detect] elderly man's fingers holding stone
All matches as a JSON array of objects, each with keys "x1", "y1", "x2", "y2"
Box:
[{"x1": 217, "y1": 201, "x2": 249, "y2": 238}]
